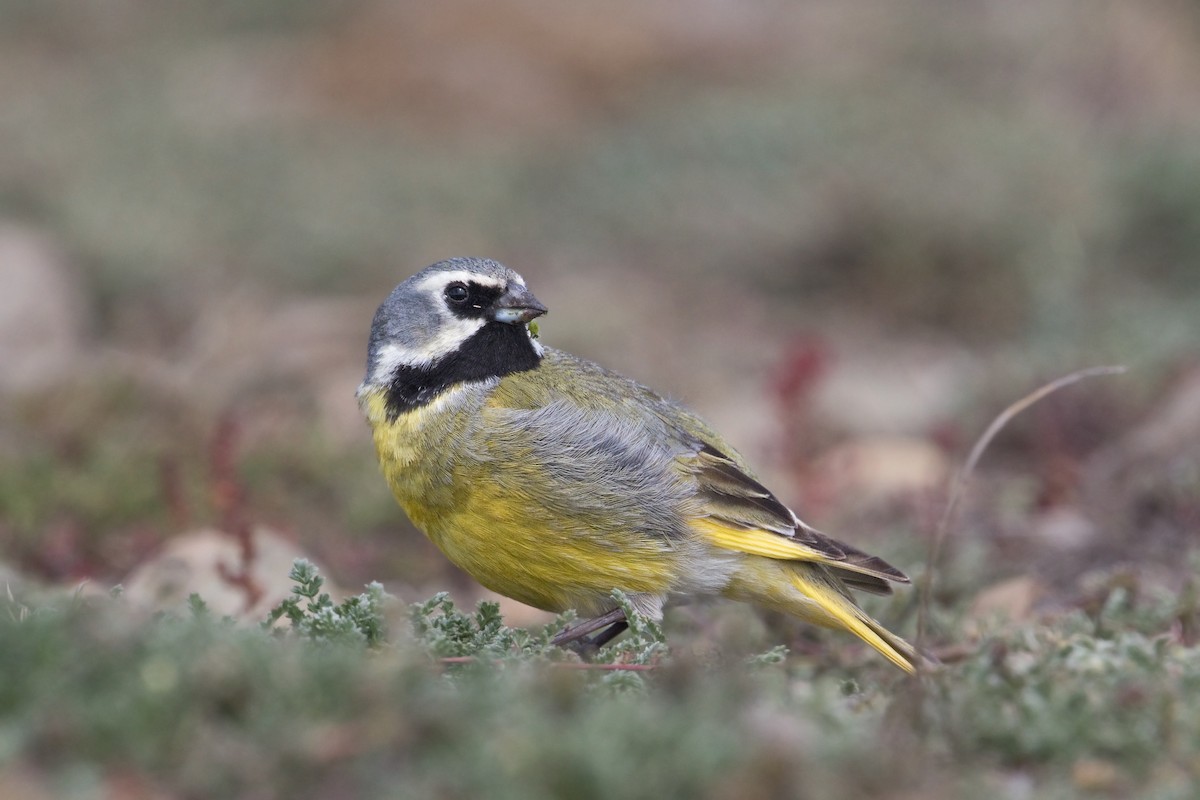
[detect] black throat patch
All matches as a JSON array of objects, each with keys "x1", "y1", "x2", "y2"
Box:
[{"x1": 384, "y1": 322, "x2": 540, "y2": 419}]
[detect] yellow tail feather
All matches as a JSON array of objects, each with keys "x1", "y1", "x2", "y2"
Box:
[
  {"x1": 693, "y1": 518, "x2": 835, "y2": 563},
  {"x1": 723, "y1": 558, "x2": 919, "y2": 673},
  {"x1": 786, "y1": 567, "x2": 917, "y2": 673}
]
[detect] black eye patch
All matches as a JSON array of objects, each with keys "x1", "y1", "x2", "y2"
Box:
[{"x1": 444, "y1": 281, "x2": 503, "y2": 318}]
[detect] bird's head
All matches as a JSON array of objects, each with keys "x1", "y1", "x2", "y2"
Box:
[{"x1": 360, "y1": 257, "x2": 548, "y2": 404}]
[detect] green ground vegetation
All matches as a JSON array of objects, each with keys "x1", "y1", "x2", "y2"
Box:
[{"x1": 3, "y1": 560, "x2": 1200, "y2": 799}]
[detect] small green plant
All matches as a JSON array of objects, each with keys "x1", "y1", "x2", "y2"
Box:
[
  {"x1": 747, "y1": 644, "x2": 789, "y2": 667},
  {"x1": 407, "y1": 588, "x2": 669, "y2": 677},
  {"x1": 265, "y1": 559, "x2": 390, "y2": 646},
  {"x1": 408, "y1": 592, "x2": 535, "y2": 659}
]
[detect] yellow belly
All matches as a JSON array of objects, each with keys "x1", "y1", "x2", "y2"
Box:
[
  {"x1": 419, "y1": 488, "x2": 678, "y2": 614},
  {"x1": 361, "y1": 387, "x2": 677, "y2": 614}
]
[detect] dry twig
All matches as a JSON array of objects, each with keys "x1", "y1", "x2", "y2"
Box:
[
  {"x1": 915, "y1": 365, "x2": 1127, "y2": 658},
  {"x1": 210, "y1": 411, "x2": 264, "y2": 613}
]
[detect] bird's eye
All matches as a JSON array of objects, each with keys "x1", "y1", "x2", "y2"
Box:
[{"x1": 445, "y1": 283, "x2": 470, "y2": 305}]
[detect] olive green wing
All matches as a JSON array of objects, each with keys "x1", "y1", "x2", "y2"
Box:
[
  {"x1": 492, "y1": 349, "x2": 909, "y2": 594},
  {"x1": 681, "y1": 443, "x2": 908, "y2": 595}
]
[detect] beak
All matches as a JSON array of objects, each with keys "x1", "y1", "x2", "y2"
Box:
[{"x1": 491, "y1": 284, "x2": 548, "y2": 324}]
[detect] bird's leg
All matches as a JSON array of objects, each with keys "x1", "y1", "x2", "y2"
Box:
[
  {"x1": 551, "y1": 607, "x2": 628, "y2": 658},
  {"x1": 551, "y1": 606, "x2": 626, "y2": 645},
  {"x1": 580, "y1": 619, "x2": 629, "y2": 653},
  {"x1": 561, "y1": 620, "x2": 629, "y2": 662}
]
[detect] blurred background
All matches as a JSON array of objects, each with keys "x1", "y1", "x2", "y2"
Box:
[{"x1": 1, "y1": 1, "x2": 1198, "y2": 634}]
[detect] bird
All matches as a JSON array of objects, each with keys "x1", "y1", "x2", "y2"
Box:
[{"x1": 357, "y1": 257, "x2": 922, "y2": 672}]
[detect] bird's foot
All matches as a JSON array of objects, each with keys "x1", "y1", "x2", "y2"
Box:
[{"x1": 551, "y1": 608, "x2": 628, "y2": 661}]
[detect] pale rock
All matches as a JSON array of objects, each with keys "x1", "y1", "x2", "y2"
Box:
[
  {"x1": 967, "y1": 575, "x2": 1044, "y2": 623},
  {"x1": 1030, "y1": 506, "x2": 1096, "y2": 551},
  {"x1": 0, "y1": 761, "x2": 56, "y2": 800},
  {"x1": 0, "y1": 224, "x2": 88, "y2": 391},
  {"x1": 0, "y1": 559, "x2": 31, "y2": 596},
  {"x1": 1071, "y1": 758, "x2": 1122, "y2": 793},
  {"x1": 810, "y1": 435, "x2": 950, "y2": 501},
  {"x1": 123, "y1": 526, "x2": 340, "y2": 621},
  {"x1": 811, "y1": 340, "x2": 976, "y2": 436}
]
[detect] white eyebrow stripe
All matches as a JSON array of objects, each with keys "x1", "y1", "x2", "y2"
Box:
[{"x1": 414, "y1": 270, "x2": 507, "y2": 293}]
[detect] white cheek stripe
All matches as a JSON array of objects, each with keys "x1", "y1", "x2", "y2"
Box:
[
  {"x1": 369, "y1": 315, "x2": 487, "y2": 382},
  {"x1": 528, "y1": 326, "x2": 544, "y2": 356}
]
